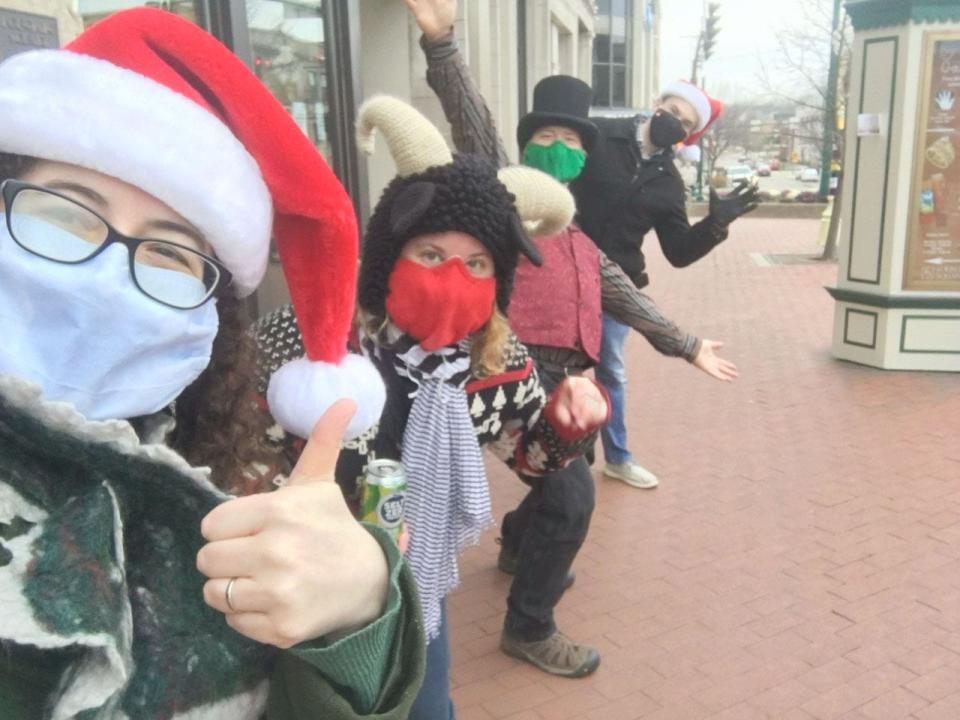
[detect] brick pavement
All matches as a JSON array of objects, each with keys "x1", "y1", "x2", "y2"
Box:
[{"x1": 446, "y1": 218, "x2": 960, "y2": 720}]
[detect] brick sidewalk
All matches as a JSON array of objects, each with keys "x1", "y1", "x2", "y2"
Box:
[{"x1": 447, "y1": 218, "x2": 960, "y2": 720}]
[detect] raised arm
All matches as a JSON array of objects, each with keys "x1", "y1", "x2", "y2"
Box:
[{"x1": 405, "y1": 0, "x2": 510, "y2": 167}]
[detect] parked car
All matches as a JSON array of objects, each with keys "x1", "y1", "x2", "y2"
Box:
[
  {"x1": 800, "y1": 167, "x2": 820, "y2": 183},
  {"x1": 768, "y1": 158, "x2": 782, "y2": 171},
  {"x1": 756, "y1": 163, "x2": 771, "y2": 177},
  {"x1": 727, "y1": 164, "x2": 756, "y2": 184}
]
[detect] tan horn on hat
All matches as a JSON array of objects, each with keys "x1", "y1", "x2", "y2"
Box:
[
  {"x1": 356, "y1": 95, "x2": 453, "y2": 177},
  {"x1": 497, "y1": 166, "x2": 575, "y2": 237}
]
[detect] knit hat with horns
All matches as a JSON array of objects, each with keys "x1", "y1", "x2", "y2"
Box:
[{"x1": 354, "y1": 96, "x2": 574, "y2": 319}]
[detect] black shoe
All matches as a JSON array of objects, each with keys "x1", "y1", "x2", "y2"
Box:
[{"x1": 496, "y1": 540, "x2": 576, "y2": 590}]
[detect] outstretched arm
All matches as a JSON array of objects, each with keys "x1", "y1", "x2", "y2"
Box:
[
  {"x1": 599, "y1": 250, "x2": 700, "y2": 359},
  {"x1": 654, "y1": 180, "x2": 760, "y2": 268},
  {"x1": 598, "y1": 251, "x2": 737, "y2": 381}
]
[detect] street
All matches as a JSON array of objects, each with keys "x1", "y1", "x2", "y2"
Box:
[{"x1": 680, "y1": 162, "x2": 825, "y2": 195}]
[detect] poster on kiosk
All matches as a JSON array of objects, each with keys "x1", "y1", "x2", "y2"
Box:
[{"x1": 905, "y1": 33, "x2": 960, "y2": 292}]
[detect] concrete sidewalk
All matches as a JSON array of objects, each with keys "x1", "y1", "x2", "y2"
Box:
[{"x1": 447, "y1": 218, "x2": 960, "y2": 720}]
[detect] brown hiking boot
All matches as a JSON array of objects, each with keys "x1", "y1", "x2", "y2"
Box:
[{"x1": 500, "y1": 629, "x2": 600, "y2": 678}]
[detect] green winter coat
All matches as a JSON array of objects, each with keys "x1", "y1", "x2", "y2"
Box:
[{"x1": 0, "y1": 374, "x2": 425, "y2": 720}]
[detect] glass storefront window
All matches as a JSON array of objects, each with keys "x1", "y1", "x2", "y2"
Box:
[
  {"x1": 612, "y1": 37, "x2": 626, "y2": 64},
  {"x1": 593, "y1": 34, "x2": 609, "y2": 63},
  {"x1": 592, "y1": 64, "x2": 610, "y2": 107},
  {"x1": 612, "y1": 65, "x2": 626, "y2": 106},
  {"x1": 243, "y1": 0, "x2": 345, "y2": 312},
  {"x1": 245, "y1": 0, "x2": 331, "y2": 162},
  {"x1": 592, "y1": 0, "x2": 632, "y2": 108},
  {"x1": 78, "y1": 1, "x2": 202, "y2": 27}
]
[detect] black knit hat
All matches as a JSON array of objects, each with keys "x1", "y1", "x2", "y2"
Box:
[
  {"x1": 517, "y1": 75, "x2": 599, "y2": 153},
  {"x1": 358, "y1": 153, "x2": 538, "y2": 318}
]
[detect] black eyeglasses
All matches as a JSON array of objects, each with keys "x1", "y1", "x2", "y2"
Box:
[{"x1": 1, "y1": 179, "x2": 231, "y2": 309}]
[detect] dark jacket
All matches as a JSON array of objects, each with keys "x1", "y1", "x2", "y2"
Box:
[{"x1": 570, "y1": 116, "x2": 727, "y2": 289}]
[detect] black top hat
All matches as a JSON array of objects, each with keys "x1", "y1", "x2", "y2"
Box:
[{"x1": 517, "y1": 75, "x2": 599, "y2": 153}]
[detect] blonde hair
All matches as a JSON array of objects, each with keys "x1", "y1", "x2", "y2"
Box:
[
  {"x1": 470, "y1": 308, "x2": 510, "y2": 378},
  {"x1": 356, "y1": 306, "x2": 511, "y2": 379}
]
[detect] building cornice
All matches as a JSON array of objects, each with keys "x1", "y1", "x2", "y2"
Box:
[{"x1": 846, "y1": 0, "x2": 960, "y2": 31}]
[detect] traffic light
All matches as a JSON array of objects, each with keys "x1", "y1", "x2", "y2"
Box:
[{"x1": 703, "y1": 3, "x2": 721, "y2": 61}]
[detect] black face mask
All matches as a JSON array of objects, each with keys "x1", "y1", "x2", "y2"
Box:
[{"x1": 648, "y1": 110, "x2": 687, "y2": 149}]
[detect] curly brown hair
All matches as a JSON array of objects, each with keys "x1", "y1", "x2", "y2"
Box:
[
  {"x1": 1, "y1": 152, "x2": 275, "y2": 494},
  {"x1": 169, "y1": 293, "x2": 276, "y2": 494}
]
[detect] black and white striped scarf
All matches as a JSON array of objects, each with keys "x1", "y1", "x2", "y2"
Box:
[{"x1": 364, "y1": 330, "x2": 492, "y2": 641}]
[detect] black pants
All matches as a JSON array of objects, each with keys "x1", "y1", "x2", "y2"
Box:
[{"x1": 502, "y1": 361, "x2": 596, "y2": 641}]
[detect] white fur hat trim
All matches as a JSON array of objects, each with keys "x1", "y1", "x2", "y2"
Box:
[
  {"x1": 0, "y1": 50, "x2": 272, "y2": 296},
  {"x1": 661, "y1": 80, "x2": 711, "y2": 133}
]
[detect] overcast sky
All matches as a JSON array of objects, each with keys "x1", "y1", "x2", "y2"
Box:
[{"x1": 658, "y1": 0, "x2": 823, "y2": 104}]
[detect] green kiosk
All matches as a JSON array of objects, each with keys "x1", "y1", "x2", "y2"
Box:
[{"x1": 830, "y1": 0, "x2": 960, "y2": 371}]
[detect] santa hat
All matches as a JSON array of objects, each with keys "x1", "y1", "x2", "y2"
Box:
[
  {"x1": 660, "y1": 79, "x2": 723, "y2": 138},
  {"x1": 0, "y1": 8, "x2": 384, "y2": 439}
]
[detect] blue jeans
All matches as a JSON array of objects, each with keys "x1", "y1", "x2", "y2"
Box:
[
  {"x1": 595, "y1": 313, "x2": 632, "y2": 465},
  {"x1": 409, "y1": 601, "x2": 455, "y2": 720}
]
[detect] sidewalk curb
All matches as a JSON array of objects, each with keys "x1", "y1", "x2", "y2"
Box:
[{"x1": 687, "y1": 202, "x2": 827, "y2": 219}]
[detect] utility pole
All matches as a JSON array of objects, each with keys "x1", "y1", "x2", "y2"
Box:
[
  {"x1": 691, "y1": 33, "x2": 702, "y2": 85},
  {"x1": 693, "y1": 3, "x2": 720, "y2": 201},
  {"x1": 819, "y1": 0, "x2": 842, "y2": 199}
]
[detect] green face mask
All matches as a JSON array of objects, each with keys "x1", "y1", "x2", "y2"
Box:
[{"x1": 522, "y1": 140, "x2": 586, "y2": 183}]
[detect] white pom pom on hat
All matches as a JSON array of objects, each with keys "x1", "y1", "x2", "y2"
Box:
[
  {"x1": 676, "y1": 144, "x2": 702, "y2": 163},
  {"x1": 268, "y1": 355, "x2": 386, "y2": 440}
]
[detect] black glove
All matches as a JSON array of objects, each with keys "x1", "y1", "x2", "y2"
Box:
[{"x1": 708, "y1": 181, "x2": 760, "y2": 229}]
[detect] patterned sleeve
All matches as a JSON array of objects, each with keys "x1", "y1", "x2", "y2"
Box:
[
  {"x1": 421, "y1": 31, "x2": 511, "y2": 167},
  {"x1": 252, "y1": 305, "x2": 375, "y2": 503},
  {"x1": 254, "y1": 304, "x2": 306, "y2": 395},
  {"x1": 598, "y1": 250, "x2": 701, "y2": 362},
  {"x1": 471, "y1": 337, "x2": 598, "y2": 477}
]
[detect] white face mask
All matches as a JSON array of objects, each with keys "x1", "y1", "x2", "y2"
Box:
[{"x1": 0, "y1": 225, "x2": 219, "y2": 421}]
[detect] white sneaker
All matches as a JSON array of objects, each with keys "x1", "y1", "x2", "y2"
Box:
[{"x1": 603, "y1": 461, "x2": 659, "y2": 489}]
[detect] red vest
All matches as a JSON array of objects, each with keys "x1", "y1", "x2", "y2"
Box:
[{"x1": 508, "y1": 225, "x2": 603, "y2": 363}]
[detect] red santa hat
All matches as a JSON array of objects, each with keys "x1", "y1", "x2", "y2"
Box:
[
  {"x1": 0, "y1": 8, "x2": 383, "y2": 438},
  {"x1": 660, "y1": 79, "x2": 724, "y2": 140}
]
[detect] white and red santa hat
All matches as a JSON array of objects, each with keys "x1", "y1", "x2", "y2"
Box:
[
  {"x1": 0, "y1": 8, "x2": 384, "y2": 439},
  {"x1": 660, "y1": 79, "x2": 723, "y2": 135}
]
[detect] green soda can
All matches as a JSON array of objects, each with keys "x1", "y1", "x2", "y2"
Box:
[{"x1": 360, "y1": 459, "x2": 407, "y2": 544}]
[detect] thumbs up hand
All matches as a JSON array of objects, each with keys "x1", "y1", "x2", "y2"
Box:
[{"x1": 197, "y1": 399, "x2": 390, "y2": 648}]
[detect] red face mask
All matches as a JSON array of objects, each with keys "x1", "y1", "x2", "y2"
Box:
[{"x1": 385, "y1": 257, "x2": 496, "y2": 351}]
